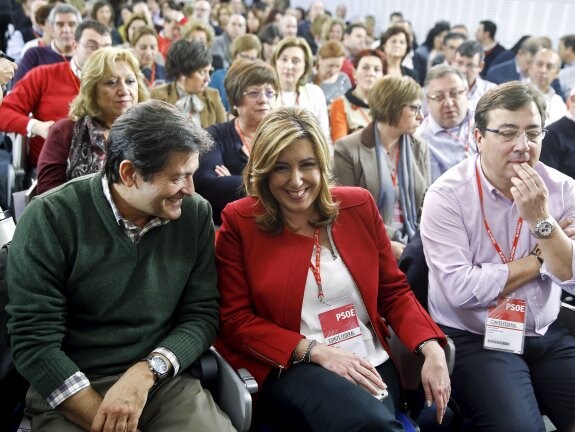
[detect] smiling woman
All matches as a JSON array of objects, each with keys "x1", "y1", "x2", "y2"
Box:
[
  {"x1": 194, "y1": 58, "x2": 278, "y2": 225},
  {"x1": 36, "y1": 47, "x2": 149, "y2": 194},
  {"x1": 214, "y1": 106, "x2": 450, "y2": 432}
]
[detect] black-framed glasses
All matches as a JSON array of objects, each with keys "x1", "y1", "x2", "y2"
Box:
[
  {"x1": 407, "y1": 104, "x2": 423, "y2": 116},
  {"x1": 427, "y1": 89, "x2": 466, "y2": 103},
  {"x1": 484, "y1": 127, "x2": 548, "y2": 143},
  {"x1": 242, "y1": 89, "x2": 277, "y2": 100}
]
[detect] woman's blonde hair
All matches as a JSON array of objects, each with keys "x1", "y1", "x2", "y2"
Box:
[
  {"x1": 271, "y1": 36, "x2": 314, "y2": 88},
  {"x1": 369, "y1": 75, "x2": 422, "y2": 126},
  {"x1": 244, "y1": 106, "x2": 339, "y2": 233},
  {"x1": 69, "y1": 47, "x2": 149, "y2": 121}
]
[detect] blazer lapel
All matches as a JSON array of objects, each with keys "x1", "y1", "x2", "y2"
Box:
[{"x1": 359, "y1": 125, "x2": 380, "y2": 202}]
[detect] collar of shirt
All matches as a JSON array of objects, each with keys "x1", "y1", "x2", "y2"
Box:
[
  {"x1": 426, "y1": 109, "x2": 472, "y2": 136},
  {"x1": 514, "y1": 58, "x2": 529, "y2": 81},
  {"x1": 101, "y1": 175, "x2": 169, "y2": 243},
  {"x1": 566, "y1": 111, "x2": 575, "y2": 122},
  {"x1": 70, "y1": 57, "x2": 81, "y2": 79}
]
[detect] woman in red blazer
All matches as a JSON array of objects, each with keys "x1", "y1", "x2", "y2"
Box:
[{"x1": 215, "y1": 106, "x2": 450, "y2": 431}]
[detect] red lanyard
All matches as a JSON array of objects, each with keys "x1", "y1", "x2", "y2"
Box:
[
  {"x1": 475, "y1": 165, "x2": 523, "y2": 263},
  {"x1": 309, "y1": 228, "x2": 327, "y2": 303},
  {"x1": 144, "y1": 63, "x2": 156, "y2": 87},
  {"x1": 442, "y1": 116, "x2": 473, "y2": 157},
  {"x1": 234, "y1": 118, "x2": 252, "y2": 156}
]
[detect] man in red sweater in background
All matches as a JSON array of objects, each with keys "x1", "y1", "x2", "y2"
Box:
[{"x1": 0, "y1": 20, "x2": 110, "y2": 171}]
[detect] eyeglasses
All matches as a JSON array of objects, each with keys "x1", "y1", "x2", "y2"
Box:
[
  {"x1": 243, "y1": 89, "x2": 277, "y2": 100},
  {"x1": 407, "y1": 104, "x2": 423, "y2": 115},
  {"x1": 79, "y1": 40, "x2": 111, "y2": 51},
  {"x1": 427, "y1": 89, "x2": 466, "y2": 103},
  {"x1": 484, "y1": 127, "x2": 548, "y2": 143}
]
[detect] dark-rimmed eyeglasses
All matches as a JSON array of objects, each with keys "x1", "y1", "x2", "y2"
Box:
[
  {"x1": 427, "y1": 89, "x2": 466, "y2": 103},
  {"x1": 484, "y1": 127, "x2": 548, "y2": 143}
]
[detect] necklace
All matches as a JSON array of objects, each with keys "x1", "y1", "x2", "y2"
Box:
[{"x1": 234, "y1": 118, "x2": 253, "y2": 156}]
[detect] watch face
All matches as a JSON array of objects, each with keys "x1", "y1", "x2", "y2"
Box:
[
  {"x1": 537, "y1": 221, "x2": 554, "y2": 237},
  {"x1": 150, "y1": 356, "x2": 168, "y2": 374}
]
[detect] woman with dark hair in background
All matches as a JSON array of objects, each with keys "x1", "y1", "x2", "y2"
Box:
[
  {"x1": 258, "y1": 23, "x2": 281, "y2": 64},
  {"x1": 91, "y1": 0, "x2": 123, "y2": 45},
  {"x1": 151, "y1": 38, "x2": 226, "y2": 128},
  {"x1": 379, "y1": 26, "x2": 418, "y2": 81},
  {"x1": 413, "y1": 21, "x2": 450, "y2": 84}
]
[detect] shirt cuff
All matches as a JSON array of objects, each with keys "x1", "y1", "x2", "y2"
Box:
[
  {"x1": 26, "y1": 118, "x2": 37, "y2": 138},
  {"x1": 46, "y1": 371, "x2": 90, "y2": 408},
  {"x1": 153, "y1": 346, "x2": 180, "y2": 375}
]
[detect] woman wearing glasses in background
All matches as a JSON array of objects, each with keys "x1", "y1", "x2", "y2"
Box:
[
  {"x1": 333, "y1": 75, "x2": 430, "y2": 260},
  {"x1": 194, "y1": 59, "x2": 278, "y2": 225},
  {"x1": 150, "y1": 38, "x2": 226, "y2": 128}
]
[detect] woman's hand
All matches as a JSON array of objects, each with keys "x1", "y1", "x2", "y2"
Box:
[
  {"x1": 390, "y1": 240, "x2": 405, "y2": 260},
  {"x1": 214, "y1": 165, "x2": 231, "y2": 177},
  {"x1": 420, "y1": 340, "x2": 451, "y2": 424},
  {"x1": 310, "y1": 342, "x2": 387, "y2": 396}
]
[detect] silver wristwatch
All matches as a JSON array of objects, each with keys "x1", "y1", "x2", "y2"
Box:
[
  {"x1": 531, "y1": 216, "x2": 555, "y2": 239},
  {"x1": 143, "y1": 354, "x2": 170, "y2": 384}
]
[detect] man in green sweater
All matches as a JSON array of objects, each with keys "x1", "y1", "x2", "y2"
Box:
[{"x1": 6, "y1": 100, "x2": 235, "y2": 431}]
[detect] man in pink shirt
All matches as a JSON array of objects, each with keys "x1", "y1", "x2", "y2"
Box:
[{"x1": 421, "y1": 81, "x2": 575, "y2": 431}]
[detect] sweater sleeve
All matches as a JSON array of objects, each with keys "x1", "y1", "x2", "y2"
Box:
[
  {"x1": 330, "y1": 97, "x2": 349, "y2": 143},
  {"x1": 6, "y1": 197, "x2": 83, "y2": 398},
  {"x1": 37, "y1": 119, "x2": 74, "y2": 194},
  {"x1": 13, "y1": 47, "x2": 38, "y2": 84},
  {"x1": 156, "y1": 198, "x2": 220, "y2": 371},
  {"x1": 0, "y1": 68, "x2": 43, "y2": 135},
  {"x1": 540, "y1": 126, "x2": 563, "y2": 172}
]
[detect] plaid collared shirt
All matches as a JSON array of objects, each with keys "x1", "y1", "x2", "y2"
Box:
[
  {"x1": 101, "y1": 175, "x2": 170, "y2": 244},
  {"x1": 45, "y1": 178, "x2": 181, "y2": 407}
]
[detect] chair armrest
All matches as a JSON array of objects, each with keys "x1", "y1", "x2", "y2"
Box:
[
  {"x1": 209, "y1": 347, "x2": 256, "y2": 432},
  {"x1": 559, "y1": 302, "x2": 575, "y2": 336},
  {"x1": 387, "y1": 329, "x2": 456, "y2": 391},
  {"x1": 444, "y1": 336, "x2": 455, "y2": 375}
]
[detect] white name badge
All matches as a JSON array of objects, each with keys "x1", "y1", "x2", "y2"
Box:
[
  {"x1": 318, "y1": 296, "x2": 368, "y2": 359},
  {"x1": 484, "y1": 297, "x2": 527, "y2": 354}
]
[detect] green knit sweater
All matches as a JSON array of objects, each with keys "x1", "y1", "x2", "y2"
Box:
[{"x1": 7, "y1": 173, "x2": 219, "y2": 398}]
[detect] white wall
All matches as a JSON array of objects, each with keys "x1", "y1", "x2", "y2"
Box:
[{"x1": 290, "y1": 0, "x2": 575, "y2": 49}]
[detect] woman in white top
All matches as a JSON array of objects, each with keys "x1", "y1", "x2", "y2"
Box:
[{"x1": 272, "y1": 36, "x2": 331, "y2": 145}]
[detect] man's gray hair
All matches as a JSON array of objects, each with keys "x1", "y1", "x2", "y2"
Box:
[
  {"x1": 424, "y1": 64, "x2": 468, "y2": 90},
  {"x1": 48, "y1": 4, "x2": 82, "y2": 25}
]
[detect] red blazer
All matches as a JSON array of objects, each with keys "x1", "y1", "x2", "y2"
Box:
[{"x1": 215, "y1": 186, "x2": 445, "y2": 388}]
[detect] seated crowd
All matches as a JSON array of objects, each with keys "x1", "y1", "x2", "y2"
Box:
[{"x1": 1, "y1": 1, "x2": 575, "y2": 431}]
